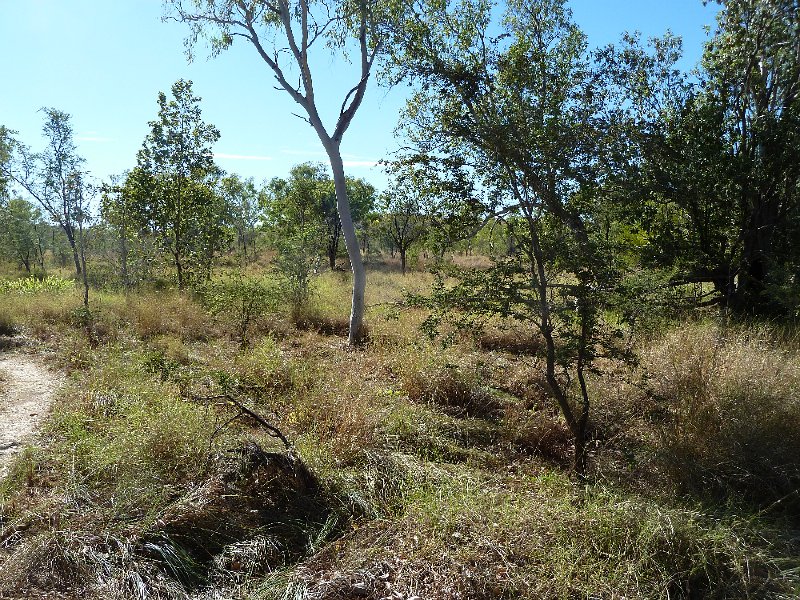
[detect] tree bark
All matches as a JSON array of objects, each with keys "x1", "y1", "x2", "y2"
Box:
[
  {"x1": 64, "y1": 225, "x2": 82, "y2": 277},
  {"x1": 325, "y1": 144, "x2": 366, "y2": 344}
]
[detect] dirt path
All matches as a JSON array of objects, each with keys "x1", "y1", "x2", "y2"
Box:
[{"x1": 0, "y1": 350, "x2": 62, "y2": 478}]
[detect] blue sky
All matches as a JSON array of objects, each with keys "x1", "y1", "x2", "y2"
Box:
[{"x1": 0, "y1": 1, "x2": 719, "y2": 192}]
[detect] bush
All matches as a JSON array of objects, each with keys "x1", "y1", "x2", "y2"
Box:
[
  {"x1": 200, "y1": 274, "x2": 279, "y2": 348},
  {"x1": 273, "y1": 230, "x2": 321, "y2": 319},
  {"x1": 0, "y1": 275, "x2": 73, "y2": 295}
]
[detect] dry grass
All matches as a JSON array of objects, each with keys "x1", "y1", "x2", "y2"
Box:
[
  {"x1": 1, "y1": 267, "x2": 799, "y2": 599},
  {"x1": 123, "y1": 292, "x2": 216, "y2": 341},
  {"x1": 643, "y1": 322, "x2": 800, "y2": 512}
]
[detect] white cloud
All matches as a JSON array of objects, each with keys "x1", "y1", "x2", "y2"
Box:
[
  {"x1": 280, "y1": 149, "x2": 376, "y2": 164},
  {"x1": 214, "y1": 153, "x2": 273, "y2": 161},
  {"x1": 280, "y1": 148, "x2": 327, "y2": 157}
]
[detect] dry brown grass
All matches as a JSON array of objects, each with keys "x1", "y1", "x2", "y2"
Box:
[
  {"x1": 3, "y1": 268, "x2": 799, "y2": 599},
  {"x1": 643, "y1": 322, "x2": 800, "y2": 510},
  {"x1": 123, "y1": 292, "x2": 216, "y2": 341},
  {"x1": 400, "y1": 352, "x2": 504, "y2": 420},
  {"x1": 476, "y1": 325, "x2": 544, "y2": 355}
]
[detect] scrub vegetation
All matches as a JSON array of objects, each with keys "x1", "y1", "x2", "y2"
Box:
[
  {"x1": 1, "y1": 0, "x2": 799, "y2": 598},
  {"x1": 0, "y1": 273, "x2": 798, "y2": 599}
]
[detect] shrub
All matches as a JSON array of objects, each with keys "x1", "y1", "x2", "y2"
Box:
[
  {"x1": 0, "y1": 275, "x2": 73, "y2": 295},
  {"x1": 200, "y1": 274, "x2": 279, "y2": 348},
  {"x1": 273, "y1": 230, "x2": 321, "y2": 319}
]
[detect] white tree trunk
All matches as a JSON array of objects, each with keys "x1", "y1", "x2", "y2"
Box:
[{"x1": 325, "y1": 143, "x2": 366, "y2": 344}]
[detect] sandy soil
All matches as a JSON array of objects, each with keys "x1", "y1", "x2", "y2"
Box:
[{"x1": 0, "y1": 350, "x2": 62, "y2": 478}]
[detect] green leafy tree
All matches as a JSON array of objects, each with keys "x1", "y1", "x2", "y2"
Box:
[
  {"x1": 128, "y1": 79, "x2": 229, "y2": 288},
  {"x1": 264, "y1": 164, "x2": 326, "y2": 316},
  {"x1": 390, "y1": 0, "x2": 659, "y2": 474},
  {"x1": 100, "y1": 173, "x2": 162, "y2": 288},
  {"x1": 219, "y1": 174, "x2": 264, "y2": 263},
  {"x1": 165, "y1": 0, "x2": 389, "y2": 344},
  {"x1": 377, "y1": 184, "x2": 427, "y2": 275},
  {"x1": 266, "y1": 163, "x2": 375, "y2": 269},
  {"x1": 202, "y1": 273, "x2": 278, "y2": 348},
  {"x1": 0, "y1": 198, "x2": 47, "y2": 273},
  {"x1": 0, "y1": 125, "x2": 14, "y2": 205},
  {"x1": 386, "y1": 158, "x2": 486, "y2": 261},
  {"x1": 628, "y1": 0, "x2": 800, "y2": 316},
  {"x1": 0, "y1": 110, "x2": 91, "y2": 281}
]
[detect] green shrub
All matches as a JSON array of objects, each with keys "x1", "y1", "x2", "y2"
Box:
[
  {"x1": 200, "y1": 273, "x2": 279, "y2": 348},
  {"x1": 0, "y1": 275, "x2": 73, "y2": 295}
]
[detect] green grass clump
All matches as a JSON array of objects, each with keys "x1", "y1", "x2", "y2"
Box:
[{"x1": 0, "y1": 275, "x2": 73, "y2": 295}]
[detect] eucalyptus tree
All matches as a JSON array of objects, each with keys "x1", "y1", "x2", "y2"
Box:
[
  {"x1": 704, "y1": 0, "x2": 800, "y2": 314},
  {"x1": 100, "y1": 173, "x2": 160, "y2": 288},
  {"x1": 164, "y1": 0, "x2": 388, "y2": 343},
  {"x1": 0, "y1": 110, "x2": 91, "y2": 282}
]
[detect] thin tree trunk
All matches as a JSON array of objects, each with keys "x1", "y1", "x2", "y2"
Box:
[
  {"x1": 77, "y1": 219, "x2": 89, "y2": 308},
  {"x1": 175, "y1": 251, "x2": 184, "y2": 290},
  {"x1": 325, "y1": 144, "x2": 366, "y2": 344},
  {"x1": 64, "y1": 225, "x2": 82, "y2": 277},
  {"x1": 328, "y1": 244, "x2": 337, "y2": 270}
]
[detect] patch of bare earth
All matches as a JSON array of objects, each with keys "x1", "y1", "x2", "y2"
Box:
[{"x1": 0, "y1": 350, "x2": 62, "y2": 478}]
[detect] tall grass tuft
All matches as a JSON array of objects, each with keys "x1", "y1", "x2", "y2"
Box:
[{"x1": 645, "y1": 323, "x2": 800, "y2": 513}]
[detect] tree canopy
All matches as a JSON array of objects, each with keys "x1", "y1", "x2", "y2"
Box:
[{"x1": 125, "y1": 79, "x2": 228, "y2": 288}]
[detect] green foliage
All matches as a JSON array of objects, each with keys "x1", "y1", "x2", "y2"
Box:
[
  {"x1": 0, "y1": 125, "x2": 14, "y2": 203},
  {"x1": 0, "y1": 275, "x2": 73, "y2": 295},
  {"x1": 376, "y1": 180, "x2": 428, "y2": 274},
  {"x1": 219, "y1": 174, "x2": 264, "y2": 263},
  {"x1": 622, "y1": 0, "x2": 800, "y2": 316},
  {"x1": 272, "y1": 227, "x2": 323, "y2": 318},
  {"x1": 200, "y1": 273, "x2": 279, "y2": 348},
  {"x1": 99, "y1": 174, "x2": 160, "y2": 288},
  {"x1": 0, "y1": 110, "x2": 91, "y2": 284},
  {"x1": 0, "y1": 198, "x2": 47, "y2": 273},
  {"x1": 265, "y1": 163, "x2": 375, "y2": 269},
  {"x1": 127, "y1": 79, "x2": 228, "y2": 288}
]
